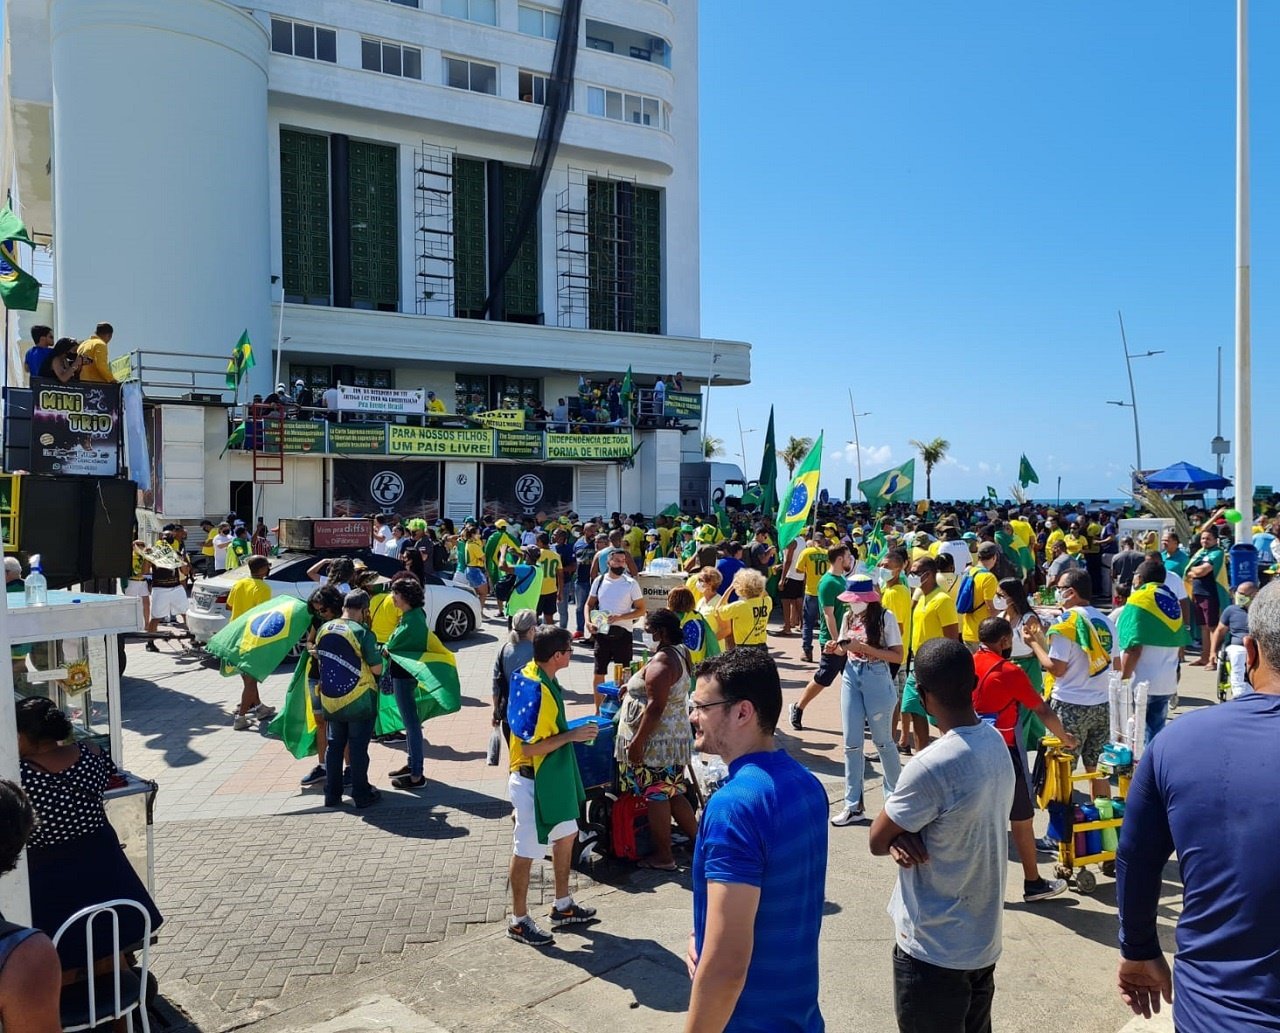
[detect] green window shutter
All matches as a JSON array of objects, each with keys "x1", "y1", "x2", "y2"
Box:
[
  {"x1": 280, "y1": 129, "x2": 331, "y2": 304},
  {"x1": 634, "y1": 186, "x2": 661, "y2": 334},
  {"x1": 454, "y1": 157, "x2": 487, "y2": 318},
  {"x1": 501, "y1": 164, "x2": 539, "y2": 320},
  {"x1": 348, "y1": 141, "x2": 399, "y2": 310},
  {"x1": 587, "y1": 178, "x2": 617, "y2": 332}
]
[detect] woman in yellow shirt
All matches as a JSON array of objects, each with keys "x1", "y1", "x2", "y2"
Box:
[{"x1": 715, "y1": 569, "x2": 772, "y2": 651}]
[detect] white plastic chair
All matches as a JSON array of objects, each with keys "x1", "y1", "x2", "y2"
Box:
[{"x1": 52, "y1": 898, "x2": 152, "y2": 1033}]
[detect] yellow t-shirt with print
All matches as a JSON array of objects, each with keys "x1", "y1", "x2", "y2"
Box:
[
  {"x1": 537, "y1": 548, "x2": 561, "y2": 595},
  {"x1": 719, "y1": 595, "x2": 772, "y2": 646},
  {"x1": 795, "y1": 547, "x2": 829, "y2": 596}
]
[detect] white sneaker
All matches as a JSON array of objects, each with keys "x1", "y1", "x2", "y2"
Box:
[
  {"x1": 232, "y1": 713, "x2": 251, "y2": 731},
  {"x1": 253, "y1": 703, "x2": 277, "y2": 720},
  {"x1": 830, "y1": 804, "x2": 864, "y2": 826}
]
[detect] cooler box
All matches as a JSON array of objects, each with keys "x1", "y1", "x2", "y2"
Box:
[
  {"x1": 1230, "y1": 543, "x2": 1259, "y2": 588},
  {"x1": 569, "y1": 716, "x2": 617, "y2": 790}
]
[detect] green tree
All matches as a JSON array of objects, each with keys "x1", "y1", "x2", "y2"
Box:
[
  {"x1": 703, "y1": 435, "x2": 726, "y2": 459},
  {"x1": 780, "y1": 435, "x2": 814, "y2": 476},
  {"x1": 909, "y1": 436, "x2": 951, "y2": 502}
]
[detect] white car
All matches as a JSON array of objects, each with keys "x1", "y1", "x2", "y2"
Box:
[{"x1": 186, "y1": 550, "x2": 480, "y2": 644}]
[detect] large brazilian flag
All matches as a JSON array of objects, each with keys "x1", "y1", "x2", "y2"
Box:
[
  {"x1": 858, "y1": 459, "x2": 915, "y2": 505},
  {"x1": 679, "y1": 611, "x2": 722, "y2": 666},
  {"x1": 484, "y1": 528, "x2": 520, "y2": 581},
  {"x1": 207, "y1": 596, "x2": 310, "y2": 680},
  {"x1": 267, "y1": 656, "x2": 318, "y2": 759},
  {"x1": 776, "y1": 433, "x2": 823, "y2": 552},
  {"x1": 1115, "y1": 583, "x2": 1189, "y2": 650},
  {"x1": 375, "y1": 606, "x2": 462, "y2": 734},
  {"x1": 506, "y1": 562, "x2": 544, "y2": 616}
]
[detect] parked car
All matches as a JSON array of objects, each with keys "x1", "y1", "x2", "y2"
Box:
[{"x1": 186, "y1": 550, "x2": 479, "y2": 644}]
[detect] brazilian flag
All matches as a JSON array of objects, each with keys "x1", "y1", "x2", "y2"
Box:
[
  {"x1": 679, "y1": 611, "x2": 722, "y2": 666},
  {"x1": 484, "y1": 528, "x2": 519, "y2": 581},
  {"x1": 506, "y1": 562, "x2": 543, "y2": 616},
  {"x1": 374, "y1": 607, "x2": 462, "y2": 733},
  {"x1": 266, "y1": 655, "x2": 318, "y2": 759},
  {"x1": 207, "y1": 596, "x2": 310, "y2": 680},
  {"x1": 776, "y1": 432, "x2": 823, "y2": 552}
]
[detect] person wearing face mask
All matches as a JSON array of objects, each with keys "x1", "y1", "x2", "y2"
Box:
[
  {"x1": 1209, "y1": 580, "x2": 1256, "y2": 698},
  {"x1": 1023, "y1": 568, "x2": 1118, "y2": 803},
  {"x1": 934, "y1": 552, "x2": 960, "y2": 600},
  {"x1": 971, "y1": 618, "x2": 1074, "y2": 903},
  {"x1": 789, "y1": 545, "x2": 854, "y2": 730},
  {"x1": 958, "y1": 542, "x2": 1002, "y2": 652},
  {"x1": 992, "y1": 578, "x2": 1047, "y2": 746},
  {"x1": 615, "y1": 609, "x2": 698, "y2": 871},
  {"x1": 1114, "y1": 581, "x2": 1280, "y2": 1031},
  {"x1": 586, "y1": 548, "x2": 646, "y2": 704},
  {"x1": 898, "y1": 557, "x2": 961, "y2": 753},
  {"x1": 827, "y1": 575, "x2": 904, "y2": 825}
]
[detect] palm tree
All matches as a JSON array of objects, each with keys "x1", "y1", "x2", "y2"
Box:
[
  {"x1": 780, "y1": 435, "x2": 814, "y2": 476},
  {"x1": 909, "y1": 436, "x2": 950, "y2": 502},
  {"x1": 703, "y1": 435, "x2": 726, "y2": 459}
]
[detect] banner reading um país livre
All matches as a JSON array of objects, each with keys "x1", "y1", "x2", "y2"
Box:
[
  {"x1": 388, "y1": 425, "x2": 495, "y2": 458},
  {"x1": 545, "y1": 433, "x2": 634, "y2": 460}
]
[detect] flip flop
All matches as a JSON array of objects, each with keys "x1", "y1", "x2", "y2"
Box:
[{"x1": 636, "y1": 859, "x2": 678, "y2": 871}]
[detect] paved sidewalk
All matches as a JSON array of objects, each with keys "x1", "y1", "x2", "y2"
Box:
[{"x1": 117, "y1": 613, "x2": 1191, "y2": 1032}]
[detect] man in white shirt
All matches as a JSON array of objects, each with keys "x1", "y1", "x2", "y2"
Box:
[
  {"x1": 1025, "y1": 567, "x2": 1118, "y2": 800},
  {"x1": 585, "y1": 548, "x2": 645, "y2": 705},
  {"x1": 322, "y1": 385, "x2": 341, "y2": 421},
  {"x1": 372, "y1": 515, "x2": 394, "y2": 556},
  {"x1": 779, "y1": 536, "x2": 809, "y2": 636},
  {"x1": 212, "y1": 523, "x2": 235, "y2": 575},
  {"x1": 1118, "y1": 558, "x2": 1185, "y2": 744}
]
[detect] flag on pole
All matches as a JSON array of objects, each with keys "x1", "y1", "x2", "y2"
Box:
[
  {"x1": 225, "y1": 330, "x2": 256, "y2": 389},
  {"x1": 621, "y1": 366, "x2": 634, "y2": 410},
  {"x1": 864, "y1": 518, "x2": 888, "y2": 565},
  {"x1": 659, "y1": 503, "x2": 680, "y2": 518},
  {"x1": 987, "y1": 486, "x2": 998, "y2": 500},
  {"x1": 219, "y1": 420, "x2": 246, "y2": 458},
  {"x1": 757, "y1": 406, "x2": 778, "y2": 517},
  {"x1": 776, "y1": 433, "x2": 823, "y2": 552},
  {"x1": 1018, "y1": 454, "x2": 1040, "y2": 488},
  {"x1": 858, "y1": 459, "x2": 915, "y2": 504},
  {"x1": 0, "y1": 203, "x2": 41, "y2": 311}
]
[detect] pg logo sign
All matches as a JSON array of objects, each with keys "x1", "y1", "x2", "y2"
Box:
[
  {"x1": 514, "y1": 474, "x2": 544, "y2": 508},
  {"x1": 370, "y1": 470, "x2": 405, "y2": 506}
]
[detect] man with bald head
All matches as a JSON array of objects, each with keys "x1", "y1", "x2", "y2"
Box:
[{"x1": 1116, "y1": 581, "x2": 1280, "y2": 1030}]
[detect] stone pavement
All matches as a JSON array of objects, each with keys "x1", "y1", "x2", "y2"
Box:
[{"x1": 117, "y1": 610, "x2": 1192, "y2": 1032}]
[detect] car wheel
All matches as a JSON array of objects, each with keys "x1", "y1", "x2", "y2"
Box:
[{"x1": 437, "y1": 602, "x2": 474, "y2": 641}]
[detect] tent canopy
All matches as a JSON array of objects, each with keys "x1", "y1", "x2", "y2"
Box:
[{"x1": 1142, "y1": 461, "x2": 1232, "y2": 492}]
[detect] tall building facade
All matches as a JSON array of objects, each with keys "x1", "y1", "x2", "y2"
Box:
[{"x1": 0, "y1": 0, "x2": 750, "y2": 523}]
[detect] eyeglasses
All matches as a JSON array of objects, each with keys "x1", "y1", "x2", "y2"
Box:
[{"x1": 689, "y1": 697, "x2": 738, "y2": 712}]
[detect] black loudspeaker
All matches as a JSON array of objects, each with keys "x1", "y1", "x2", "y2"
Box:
[{"x1": 18, "y1": 476, "x2": 137, "y2": 589}]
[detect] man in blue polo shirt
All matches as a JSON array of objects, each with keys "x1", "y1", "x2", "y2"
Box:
[{"x1": 685, "y1": 648, "x2": 828, "y2": 1032}]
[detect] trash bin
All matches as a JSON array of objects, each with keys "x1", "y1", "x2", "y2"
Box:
[{"x1": 1229, "y1": 543, "x2": 1258, "y2": 588}]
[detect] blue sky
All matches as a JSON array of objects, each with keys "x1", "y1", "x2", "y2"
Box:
[{"x1": 698, "y1": 2, "x2": 1278, "y2": 501}]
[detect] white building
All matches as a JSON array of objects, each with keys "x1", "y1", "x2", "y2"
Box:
[{"x1": 0, "y1": 0, "x2": 750, "y2": 524}]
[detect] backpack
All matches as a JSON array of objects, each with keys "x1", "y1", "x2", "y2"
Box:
[
  {"x1": 955, "y1": 568, "x2": 983, "y2": 614},
  {"x1": 609, "y1": 793, "x2": 652, "y2": 860}
]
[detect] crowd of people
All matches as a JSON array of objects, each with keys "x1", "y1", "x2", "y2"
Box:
[{"x1": 22, "y1": 321, "x2": 120, "y2": 384}]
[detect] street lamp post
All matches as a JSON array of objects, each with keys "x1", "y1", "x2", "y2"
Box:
[
  {"x1": 736, "y1": 409, "x2": 757, "y2": 473},
  {"x1": 701, "y1": 353, "x2": 721, "y2": 444},
  {"x1": 1114, "y1": 311, "x2": 1163, "y2": 473},
  {"x1": 846, "y1": 388, "x2": 871, "y2": 485},
  {"x1": 1234, "y1": 0, "x2": 1254, "y2": 541}
]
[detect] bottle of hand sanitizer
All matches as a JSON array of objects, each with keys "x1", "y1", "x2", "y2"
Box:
[{"x1": 24, "y1": 554, "x2": 47, "y2": 606}]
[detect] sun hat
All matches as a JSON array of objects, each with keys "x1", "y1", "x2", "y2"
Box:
[{"x1": 837, "y1": 574, "x2": 880, "y2": 604}]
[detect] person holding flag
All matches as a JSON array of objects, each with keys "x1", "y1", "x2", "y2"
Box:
[
  {"x1": 382, "y1": 576, "x2": 431, "y2": 789},
  {"x1": 223, "y1": 557, "x2": 279, "y2": 730},
  {"x1": 1116, "y1": 558, "x2": 1191, "y2": 743},
  {"x1": 776, "y1": 433, "x2": 825, "y2": 660}
]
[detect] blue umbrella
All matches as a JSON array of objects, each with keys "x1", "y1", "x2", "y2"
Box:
[{"x1": 1141, "y1": 461, "x2": 1232, "y2": 492}]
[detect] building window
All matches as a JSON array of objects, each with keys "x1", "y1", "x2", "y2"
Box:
[
  {"x1": 362, "y1": 38, "x2": 422, "y2": 79},
  {"x1": 453, "y1": 158, "x2": 487, "y2": 319},
  {"x1": 585, "y1": 36, "x2": 615, "y2": 54},
  {"x1": 492, "y1": 376, "x2": 541, "y2": 410},
  {"x1": 586, "y1": 87, "x2": 664, "y2": 128},
  {"x1": 271, "y1": 18, "x2": 337, "y2": 62},
  {"x1": 279, "y1": 129, "x2": 332, "y2": 306},
  {"x1": 456, "y1": 374, "x2": 489, "y2": 415},
  {"x1": 348, "y1": 141, "x2": 400, "y2": 311},
  {"x1": 588, "y1": 178, "x2": 661, "y2": 335},
  {"x1": 519, "y1": 70, "x2": 548, "y2": 105},
  {"x1": 500, "y1": 165, "x2": 539, "y2": 322},
  {"x1": 518, "y1": 4, "x2": 560, "y2": 40},
  {"x1": 383, "y1": 0, "x2": 419, "y2": 6},
  {"x1": 443, "y1": 57, "x2": 498, "y2": 95},
  {"x1": 452, "y1": 158, "x2": 540, "y2": 323},
  {"x1": 290, "y1": 365, "x2": 331, "y2": 391},
  {"x1": 442, "y1": 0, "x2": 497, "y2": 25}
]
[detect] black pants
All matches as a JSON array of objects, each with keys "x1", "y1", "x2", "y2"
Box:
[{"x1": 893, "y1": 945, "x2": 995, "y2": 1033}]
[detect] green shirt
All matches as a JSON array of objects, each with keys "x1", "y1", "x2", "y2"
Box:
[
  {"x1": 816, "y1": 570, "x2": 847, "y2": 646},
  {"x1": 1161, "y1": 548, "x2": 1189, "y2": 578}
]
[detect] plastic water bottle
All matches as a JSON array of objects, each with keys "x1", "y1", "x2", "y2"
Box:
[
  {"x1": 1096, "y1": 799, "x2": 1119, "y2": 853},
  {"x1": 24, "y1": 555, "x2": 47, "y2": 606}
]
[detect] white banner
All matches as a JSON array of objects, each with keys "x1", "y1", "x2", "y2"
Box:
[{"x1": 336, "y1": 384, "x2": 424, "y2": 415}]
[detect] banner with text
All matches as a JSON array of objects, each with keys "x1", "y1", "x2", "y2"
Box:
[
  {"x1": 30, "y1": 378, "x2": 122, "y2": 476},
  {"x1": 494, "y1": 430, "x2": 545, "y2": 461},
  {"x1": 332, "y1": 459, "x2": 440, "y2": 521},
  {"x1": 388, "y1": 425, "x2": 494, "y2": 458},
  {"x1": 263, "y1": 419, "x2": 326, "y2": 454},
  {"x1": 328, "y1": 423, "x2": 388, "y2": 455},
  {"x1": 337, "y1": 384, "x2": 424, "y2": 415},
  {"x1": 546, "y1": 433, "x2": 635, "y2": 460},
  {"x1": 475, "y1": 409, "x2": 525, "y2": 430},
  {"x1": 662, "y1": 392, "x2": 702, "y2": 423}
]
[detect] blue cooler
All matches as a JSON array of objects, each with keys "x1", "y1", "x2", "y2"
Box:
[
  {"x1": 1230, "y1": 543, "x2": 1259, "y2": 589},
  {"x1": 569, "y1": 716, "x2": 617, "y2": 790}
]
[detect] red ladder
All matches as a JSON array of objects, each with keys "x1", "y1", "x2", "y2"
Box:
[{"x1": 250, "y1": 403, "x2": 285, "y2": 485}]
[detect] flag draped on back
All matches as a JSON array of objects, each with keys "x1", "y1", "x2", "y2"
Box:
[
  {"x1": 757, "y1": 406, "x2": 778, "y2": 518},
  {"x1": 1018, "y1": 454, "x2": 1040, "y2": 488},
  {"x1": 225, "y1": 330, "x2": 256, "y2": 389},
  {"x1": 776, "y1": 433, "x2": 823, "y2": 552},
  {"x1": 621, "y1": 366, "x2": 634, "y2": 411},
  {"x1": 483, "y1": 528, "x2": 519, "y2": 581},
  {"x1": 0, "y1": 203, "x2": 40, "y2": 311},
  {"x1": 679, "y1": 611, "x2": 722, "y2": 666},
  {"x1": 507, "y1": 562, "x2": 544, "y2": 616},
  {"x1": 507, "y1": 660, "x2": 585, "y2": 840},
  {"x1": 375, "y1": 614, "x2": 462, "y2": 732},
  {"x1": 1047, "y1": 608, "x2": 1114, "y2": 678},
  {"x1": 859, "y1": 460, "x2": 915, "y2": 504},
  {"x1": 1116, "y1": 583, "x2": 1189, "y2": 650},
  {"x1": 266, "y1": 656, "x2": 318, "y2": 759},
  {"x1": 206, "y1": 596, "x2": 310, "y2": 680}
]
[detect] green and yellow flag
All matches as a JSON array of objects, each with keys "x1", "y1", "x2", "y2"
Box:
[
  {"x1": 0, "y1": 203, "x2": 40, "y2": 311},
  {"x1": 484, "y1": 527, "x2": 520, "y2": 581},
  {"x1": 507, "y1": 562, "x2": 544, "y2": 616},
  {"x1": 1047, "y1": 608, "x2": 1115, "y2": 678},
  {"x1": 678, "y1": 611, "x2": 722, "y2": 666},
  {"x1": 864, "y1": 518, "x2": 888, "y2": 565},
  {"x1": 375, "y1": 607, "x2": 462, "y2": 733},
  {"x1": 266, "y1": 656, "x2": 319, "y2": 759},
  {"x1": 206, "y1": 595, "x2": 310, "y2": 680},
  {"x1": 1116, "y1": 583, "x2": 1189, "y2": 650},
  {"x1": 1018, "y1": 454, "x2": 1040, "y2": 488},
  {"x1": 225, "y1": 330, "x2": 256, "y2": 389},
  {"x1": 776, "y1": 432, "x2": 823, "y2": 552},
  {"x1": 859, "y1": 459, "x2": 915, "y2": 505}
]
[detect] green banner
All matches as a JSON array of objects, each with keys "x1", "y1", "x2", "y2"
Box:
[
  {"x1": 389, "y1": 425, "x2": 495, "y2": 457},
  {"x1": 328, "y1": 423, "x2": 388, "y2": 455},
  {"x1": 494, "y1": 429, "x2": 545, "y2": 460},
  {"x1": 263, "y1": 419, "x2": 327, "y2": 454},
  {"x1": 663, "y1": 392, "x2": 702, "y2": 423},
  {"x1": 546, "y1": 433, "x2": 634, "y2": 460}
]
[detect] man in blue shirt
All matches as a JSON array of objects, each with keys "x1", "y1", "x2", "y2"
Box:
[
  {"x1": 686, "y1": 649, "x2": 828, "y2": 1032},
  {"x1": 1116, "y1": 581, "x2": 1280, "y2": 1031},
  {"x1": 715, "y1": 541, "x2": 746, "y2": 605}
]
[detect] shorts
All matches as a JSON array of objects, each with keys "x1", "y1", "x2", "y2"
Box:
[
  {"x1": 150, "y1": 585, "x2": 189, "y2": 620},
  {"x1": 1008, "y1": 743, "x2": 1034, "y2": 822},
  {"x1": 536, "y1": 593, "x2": 558, "y2": 617},
  {"x1": 307, "y1": 678, "x2": 326, "y2": 719},
  {"x1": 900, "y1": 671, "x2": 928, "y2": 718},
  {"x1": 123, "y1": 579, "x2": 149, "y2": 598},
  {"x1": 618, "y1": 762, "x2": 688, "y2": 802},
  {"x1": 813, "y1": 650, "x2": 847, "y2": 687},
  {"x1": 465, "y1": 567, "x2": 488, "y2": 589},
  {"x1": 1192, "y1": 593, "x2": 1219, "y2": 629},
  {"x1": 781, "y1": 578, "x2": 805, "y2": 600},
  {"x1": 509, "y1": 772, "x2": 578, "y2": 859},
  {"x1": 593, "y1": 626, "x2": 634, "y2": 675},
  {"x1": 1049, "y1": 698, "x2": 1110, "y2": 771}
]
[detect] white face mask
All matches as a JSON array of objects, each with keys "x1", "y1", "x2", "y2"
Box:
[
  {"x1": 938, "y1": 572, "x2": 958, "y2": 590},
  {"x1": 848, "y1": 601, "x2": 868, "y2": 616},
  {"x1": 1054, "y1": 588, "x2": 1070, "y2": 606},
  {"x1": 906, "y1": 574, "x2": 922, "y2": 589},
  {"x1": 992, "y1": 595, "x2": 1008, "y2": 613}
]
